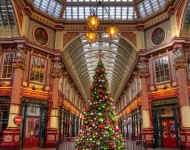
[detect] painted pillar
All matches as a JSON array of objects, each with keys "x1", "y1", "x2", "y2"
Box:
[
  {"x1": 46, "y1": 59, "x2": 62, "y2": 148},
  {"x1": 173, "y1": 45, "x2": 190, "y2": 149},
  {"x1": 1, "y1": 45, "x2": 26, "y2": 150},
  {"x1": 138, "y1": 59, "x2": 153, "y2": 147}
]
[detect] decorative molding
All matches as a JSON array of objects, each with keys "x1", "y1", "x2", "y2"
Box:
[
  {"x1": 12, "y1": 62, "x2": 26, "y2": 70},
  {"x1": 173, "y1": 47, "x2": 184, "y2": 59},
  {"x1": 144, "y1": 12, "x2": 168, "y2": 28},
  {"x1": 174, "y1": 62, "x2": 187, "y2": 70},
  {"x1": 138, "y1": 71, "x2": 149, "y2": 78},
  {"x1": 4, "y1": 135, "x2": 12, "y2": 142},
  {"x1": 137, "y1": 60, "x2": 147, "y2": 70},
  {"x1": 53, "y1": 60, "x2": 63, "y2": 70},
  {"x1": 121, "y1": 32, "x2": 137, "y2": 46},
  {"x1": 32, "y1": 13, "x2": 55, "y2": 28},
  {"x1": 15, "y1": 48, "x2": 26, "y2": 59},
  {"x1": 63, "y1": 32, "x2": 80, "y2": 47}
]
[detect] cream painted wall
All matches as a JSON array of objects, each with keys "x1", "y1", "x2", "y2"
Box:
[
  {"x1": 145, "y1": 20, "x2": 172, "y2": 50},
  {"x1": 27, "y1": 20, "x2": 55, "y2": 49}
]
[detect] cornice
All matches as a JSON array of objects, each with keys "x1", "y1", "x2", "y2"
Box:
[{"x1": 0, "y1": 37, "x2": 62, "y2": 56}]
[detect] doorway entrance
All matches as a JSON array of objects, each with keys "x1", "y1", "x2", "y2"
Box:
[
  {"x1": 161, "y1": 118, "x2": 177, "y2": 148},
  {"x1": 23, "y1": 118, "x2": 40, "y2": 148}
]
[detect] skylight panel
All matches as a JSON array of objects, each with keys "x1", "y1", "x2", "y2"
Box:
[
  {"x1": 63, "y1": 5, "x2": 136, "y2": 20},
  {"x1": 34, "y1": 0, "x2": 62, "y2": 18},
  {"x1": 138, "y1": 0, "x2": 166, "y2": 18}
]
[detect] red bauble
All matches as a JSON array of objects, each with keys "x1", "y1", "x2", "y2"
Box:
[
  {"x1": 103, "y1": 85, "x2": 107, "y2": 89},
  {"x1": 90, "y1": 97, "x2": 94, "y2": 101},
  {"x1": 115, "y1": 128, "x2": 119, "y2": 132},
  {"x1": 95, "y1": 83, "x2": 98, "y2": 86},
  {"x1": 99, "y1": 95, "x2": 103, "y2": 98},
  {"x1": 86, "y1": 107, "x2": 90, "y2": 111},
  {"x1": 109, "y1": 142, "x2": 113, "y2": 147}
]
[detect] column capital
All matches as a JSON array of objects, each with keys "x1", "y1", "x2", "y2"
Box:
[
  {"x1": 51, "y1": 70, "x2": 62, "y2": 78},
  {"x1": 174, "y1": 61, "x2": 187, "y2": 70},
  {"x1": 138, "y1": 70, "x2": 149, "y2": 78},
  {"x1": 12, "y1": 62, "x2": 26, "y2": 70}
]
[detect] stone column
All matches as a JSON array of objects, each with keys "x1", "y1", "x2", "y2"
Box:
[
  {"x1": 138, "y1": 59, "x2": 153, "y2": 147},
  {"x1": 173, "y1": 45, "x2": 190, "y2": 149},
  {"x1": 1, "y1": 45, "x2": 26, "y2": 150},
  {"x1": 46, "y1": 59, "x2": 62, "y2": 148}
]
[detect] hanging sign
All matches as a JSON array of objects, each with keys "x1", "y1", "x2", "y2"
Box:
[{"x1": 14, "y1": 115, "x2": 22, "y2": 125}]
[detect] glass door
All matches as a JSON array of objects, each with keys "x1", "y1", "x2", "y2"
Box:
[
  {"x1": 162, "y1": 119, "x2": 177, "y2": 148},
  {"x1": 24, "y1": 118, "x2": 40, "y2": 148}
]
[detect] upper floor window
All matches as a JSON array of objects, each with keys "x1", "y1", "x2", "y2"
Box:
[
  {"x1": 152, "y1": 27, "x2": 165, "y2": 45},
  {"x1": 2, "y1": 53, "x2": 14, "y2": 78},
  {"x1": 154, "y1": 56, "x2": 170, "y2": 83},
  {"x1": 30, "y1": 57, "x2": 46, "y2": 83}
]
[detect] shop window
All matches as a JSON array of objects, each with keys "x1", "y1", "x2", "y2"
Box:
[
  {"x1": 2, "y1": 53, "x2": 14, "y2": 78},
  {"x1": 30, "y1": 57, "x2": 46, "y2": 83},
  {"x1": 160, "y1": 106, "x2": 173, "y2": 116},
  {"x1": 152, "y1": 27, "x2": 165, "y2": 45},
  {"x1": 154, "y1": 56, "x2": 170, "y2": 83},
  {"x1": 26, "y1": 104, "x2": 40, "y2": 117}
]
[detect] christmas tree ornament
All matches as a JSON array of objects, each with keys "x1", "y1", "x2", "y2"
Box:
[{"x1": 75, "y1": 61, "x2": 125, "y2": 150}]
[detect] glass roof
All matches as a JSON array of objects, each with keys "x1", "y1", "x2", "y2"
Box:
[
  {"x1": 0, "y1": 0, "x2": 15, "y2": 29},
  {"x1": 184, "y1": 0, "x2": 190, "y2": 29},
  {"x1": 63, "y1": 33, "x2": 136, "y2": 100},
  {"x1": 34, "y1": 0, "x2": 63, "y2": 18},
  {"x1": 33, "y1": 0, "x2": 168, "y2": 20},
  {"x1": 63, "y1": 6, "x2": 136, "y2": 20},
  {"x1": 137, "y1": 0, "x2": 166, "y2": 18}
]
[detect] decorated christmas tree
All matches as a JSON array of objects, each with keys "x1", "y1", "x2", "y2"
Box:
[{"x1": 75, "y1": 51, "x2": 125, "y2": 150}]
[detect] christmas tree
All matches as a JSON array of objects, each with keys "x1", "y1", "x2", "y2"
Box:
[{"x1": 75, "y1": 54, "x2": 125, "y2": 150}]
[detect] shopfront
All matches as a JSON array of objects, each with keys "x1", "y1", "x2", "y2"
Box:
[
  {"x1": 152, "y1": 98, "x2": 180, "y2": 149},
  {"x1": 20, "y1": 98, "x2": 48, "y2": 148}
]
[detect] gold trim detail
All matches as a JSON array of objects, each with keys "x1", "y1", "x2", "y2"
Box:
[
  {"x1": 174, "y1": 62, "x2": 187, "y2": 70},
  {"x1": 51, "y1": 72, "x2": 61, "y2": 78},
  {"x1": 12, "y1": 62, "x2": 26, "y2": 70},
  {"x1": 138, "y1": 71, "x2": 149, "y2": 78}
]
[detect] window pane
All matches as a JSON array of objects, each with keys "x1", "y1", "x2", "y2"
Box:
[
  {"x1": 154, "y1": 56, "x2": 169, "y2": 83},
  {"x1": 30, "y1": 57, "x2": 46, "y2": 83}
]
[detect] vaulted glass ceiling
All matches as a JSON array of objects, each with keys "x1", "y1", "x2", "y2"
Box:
[
  {"x1": 0, "y1": 0, "x2": 16, "y2": 29},
  {"x1": 63, "y1": 33, "x2": 136, "y2": 100},
  {"x1": 33, "y1": 0, "x2": 168, "y2": 20}
]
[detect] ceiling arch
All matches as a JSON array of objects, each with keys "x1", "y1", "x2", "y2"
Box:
[{"x1": 62, "y1": 33, "x2": 137, "y2": 100}]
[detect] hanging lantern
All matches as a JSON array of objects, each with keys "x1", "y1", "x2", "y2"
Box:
[
  {"x1": 85, "y1": 32, "x2": 97, "y2": 43},
  {"x1": 86, "y1": 15, "x2": 100, "y2": 30},
  {"x1": 105, "y1": 25, "x2": 119, "y2": 40}
]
